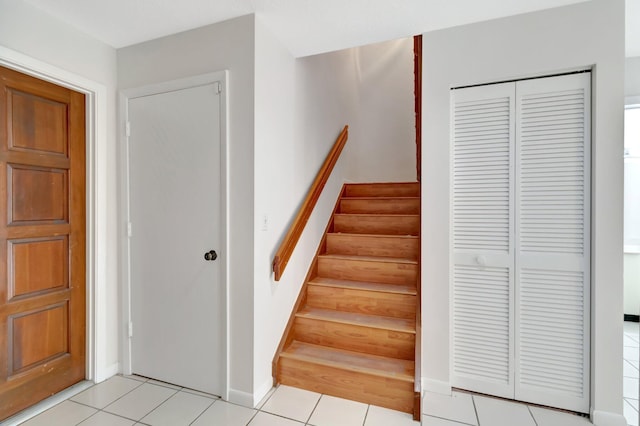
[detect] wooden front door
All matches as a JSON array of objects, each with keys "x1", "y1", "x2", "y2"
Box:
[{"x1": 0, "y1": 66, "x2": 86, "y2": 420}]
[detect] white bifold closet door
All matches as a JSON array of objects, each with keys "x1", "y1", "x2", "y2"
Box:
[{"x1": 451, "y1": 72, "x2": 590, "y2": 413}]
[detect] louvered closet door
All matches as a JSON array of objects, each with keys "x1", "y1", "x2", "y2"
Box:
[
  {"x1": 451, "y1": 82, "x2": 516, "y2": 399},
  {"x1": 514, "y1": 73, "x2": 590, "y2": 413}
]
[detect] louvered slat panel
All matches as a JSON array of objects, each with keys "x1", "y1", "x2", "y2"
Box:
[
  {"x1": 518, "y1": 269, "x2": 585, "y2": 397},
  {"x1": 518, "y1": 87, "x2": 586, "y2": 255},
  {"x1": 453, "y1": 93, "x2": 511, "y2": 253},
  {"x1": 453, "y1": 265, "x2": 511, "y2": 396}
]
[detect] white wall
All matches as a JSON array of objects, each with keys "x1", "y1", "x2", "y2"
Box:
[
  {"x1": 346, "y1": 38, "x2": 416, "y2": 182},
  {"x1": 117, "y1": 15, "x2": 256, "y2": 400},
  {"x1": 252, "y1": 15, "x2": 358, "y2": 403},
  {"x1": 421, "y1": 0, "x2": 625, "y2": 423},
  {"x1": 0, "y1": 0, "x2": 120, "y2": 379},
  {"x1": 626, "y1": 56, "x2": 640, "y2": 100}
]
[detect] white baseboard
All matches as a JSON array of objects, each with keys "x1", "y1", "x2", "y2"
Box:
[
  {"x1": 253, "y1": 378, "x2": 275, "y2": 408},
  {"x1": 101, "y1": 362, "x2": 120, "y2": 382},
  {"x1": 591, "y1": 410, "x2": 628, "y2": 426},
  {"x1": 228, "y1": 388, "x2": 254, "y2": 408},
  {"x1": 228, "y1": 379, "x2": 276, "y2": 409},
  {"x1": 422, "y1": 377, "x2": 451, "y2": 395}
]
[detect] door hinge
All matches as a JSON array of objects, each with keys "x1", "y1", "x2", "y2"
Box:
[
  {"x1": 126, "y1": 121, "x2": 131, "y2": 138},
  {"x1": 215, "y1": 82, "x2": 222, "y2": 94},
  {"x1": 127, "y1": 222, "x2": 132, "y2": 237},
  {"x1": 128, "y1": 322, "x2": 133, "y2": 338}
]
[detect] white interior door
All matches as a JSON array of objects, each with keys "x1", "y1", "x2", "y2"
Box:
[{"x1": 128, "y1": 81, "x2": 224, "y2": 395}]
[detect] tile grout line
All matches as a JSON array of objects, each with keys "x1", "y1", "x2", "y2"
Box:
[
  {"x1": 526, "y1": 405, "x2": 539, "y2": 426},
  {"x1": 624, "y1": 359, "x2": 640, "y2": 373},
  {"x1": 116, "y1": 384, "x2": 179, "y2": 424},
  {"x1": 471, "y1": 394, "x2": 481, "y2": 426},
  {"x1": 624, "y1": 398, "x2": 640, "y2": 413},
  {"x1": 361, "y1": 404, "x2": 370, "y2": 426},
  {"x1": 421, "y1": 414, "x2": 476, "y2": 426},
  {"x1": 78, "y1": 376, "x2": 146, "y2": 416},
  {"x1": 186, "y1": 397, "x2": 218, "y2": 426},
  {"x1": 304, "y1": 393, "x2": 323, "y2": 425},
  {"x1": 245, "y1": 402, "x2": 261, "y2": 425}
]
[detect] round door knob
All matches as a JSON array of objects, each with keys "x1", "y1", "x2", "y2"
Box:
[
  {"x1": 204, "y1": 250, "x2": 218, "y2": 261},
  {"x1": 475, "y1": 255, "x2": 486, "y2": 266}
]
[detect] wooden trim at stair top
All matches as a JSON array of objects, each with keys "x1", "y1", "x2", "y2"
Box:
[
  {"x1": 414, "y1": 34, "x2": 422, "y2": 183},
  {"x1": 280, "y1": 341, "x2": 414, "y2": 382},
  {"x1": 273, "y1": 125, "x2": 349, "y2": 281},
  {"x1": 296, "y1": 307, "x2": 415, "y2": 333}
]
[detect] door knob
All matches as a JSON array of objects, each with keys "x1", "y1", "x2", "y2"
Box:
[{"x1": 204, "y1": 250, "x2": 218, "y2": 261}]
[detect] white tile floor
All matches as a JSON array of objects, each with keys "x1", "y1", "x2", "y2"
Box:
[
  {"x1": 421, "y1": 390, "x2": 592, "y2": 426},
  {"x1": 9, "y1": 325, "x2": 639, "y2": 426},
  {"x1": 624, "y1": 321, "x2": 640, "y2": 426},
  {"x1": 14, "y1": 377, "x2": 420, "y2": 426}
]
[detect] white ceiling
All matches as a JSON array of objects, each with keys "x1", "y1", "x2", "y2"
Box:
[{"x1": 20, "y1": 0, "x2": 640, "y2": 58}]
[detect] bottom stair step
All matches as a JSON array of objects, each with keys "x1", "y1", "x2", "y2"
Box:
[{"x1": 278, "y1": 341, "x2": 415, "y2": 414}]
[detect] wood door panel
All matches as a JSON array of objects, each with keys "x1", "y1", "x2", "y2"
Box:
[
  {"x1": 7, "y1": 89, "x2": 68, "y2": 155},
  {"x1": 0, "y1": 65, "x2": 85, "y2": 420},
  {"x1": 9, "y1": 302, "x2": 69, "y2": 374},
  {"x1": 9, "y1": 237, "x2": 68, "y2": 299},
  {"x1": 8, "y1": 165, "x2": 68, "y2": 223}
]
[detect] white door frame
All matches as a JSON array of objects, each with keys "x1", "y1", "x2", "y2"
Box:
[
  {"x1": 0, "y1": 46, "x2": 110, "y2": 383},
  {"x1": 119, "y1": 71, "x2": 230, "y2": 400}
]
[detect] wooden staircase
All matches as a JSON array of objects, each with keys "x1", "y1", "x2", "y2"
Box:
[{"x1": 273, "y1": 182, "x2": 421, "y2": 418}]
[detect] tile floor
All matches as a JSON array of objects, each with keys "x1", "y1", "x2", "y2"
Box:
[
  {"x1": 11, "y1": 374, "x2": 599, "y2": 426},
  {"x1": 8, "y1": 325, "x2": 639, "y2": 426},
  {"x1": 421, "y1": 390, "x2": 592, "y2": 426},
  {"x1": 13, "y1": 376, "x2": 420, "y2": 426},
  {"x1": 624, "y1": 321, "x2": 640, "y2": 426}
]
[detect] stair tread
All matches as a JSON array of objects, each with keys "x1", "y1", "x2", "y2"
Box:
[
  {"x1": 345, "y1": 182, "x2": 418, "y2": 186},
  {"x1": 334, "y1": 213, "x2": 420, "y2": 218},
  {"x1": 281, "y1": 341, "x2": 414, "y2": 382},
  {"x1": 341, "y1": 196, "x2": 420, "y2": 200},
  {"x1": 318, "y1": 253, "x2": 418, "y2": 265},
  {"x1": 296, "y1": 307, "x2": 415, "y2": 333},
  {"x1": 308, "y1": 277, "x2": 417, "y2": 295},
  {"x1": 328, "y1": 232, "x2": 419, "y2": 240}
]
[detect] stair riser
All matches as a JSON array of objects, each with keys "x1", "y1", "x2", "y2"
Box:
[
  {"x1": 318, "y1": 257, "x2": 417, "y2": 286},
  {"x1": 333, "y1": 215, "x2": 419, "y2": 236},
  {"x1": 307, "y1": 285, "x2": 416, "y2": 320},
  {"x1": 278, "y1": 357, "x2": 414, "y2": 414},
  {"x1": 294, "y1": 317, "x2": 415, "y2": 360},
  {"x1": 326, "y1": 234, "x2": 419, "y2": 259},
  {"x1": 340, "y1": 199, "x2": 419, "y2": 214},
  {"x1": 344, "y1": 183, "x2": 420, "y2": 198}
]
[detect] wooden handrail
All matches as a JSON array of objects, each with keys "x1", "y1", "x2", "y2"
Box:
[{"x1": 272, "y1": 125, "x2": 349, "y2": 281}]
